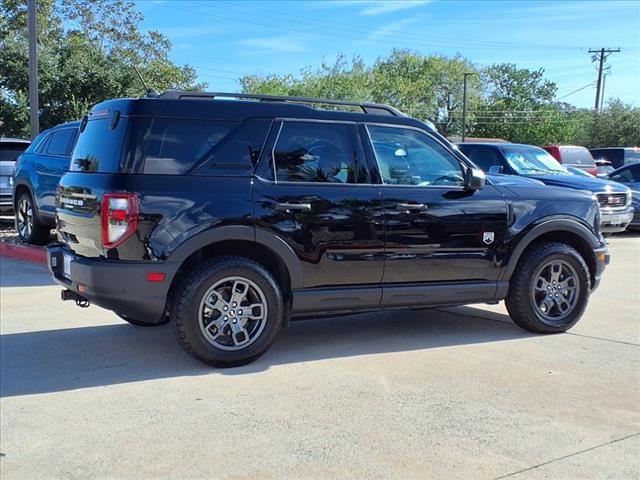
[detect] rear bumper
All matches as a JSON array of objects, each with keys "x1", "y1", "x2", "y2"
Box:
[{"x1": 47, "y1": 244, "x2": 179, "y2": 324}]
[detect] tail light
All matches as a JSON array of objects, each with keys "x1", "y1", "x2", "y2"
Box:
[{"x1": 101, "y1": 193, "x2": 138, "y2": 248}]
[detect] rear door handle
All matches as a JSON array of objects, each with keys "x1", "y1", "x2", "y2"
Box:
[
  {"x1": 275, "y1": 202, "x2": 312, "y2": 212},
  {"x1": 396, "y1": 203, "x2": 428, "y2": 211}
]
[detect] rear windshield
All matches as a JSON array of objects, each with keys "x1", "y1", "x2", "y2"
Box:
[
  {"x1": 560, "y1": 147, "x2": 595, "y2": 167},
  {"x1": 71, "y1": 118, "x2": 127, "y2": 172},
  {"x1": 0, "y1": 143, "x2": 29, "y2": 162}
]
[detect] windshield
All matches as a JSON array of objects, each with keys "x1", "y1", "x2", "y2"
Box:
[{"x1": 501, "y1": 145, "x2": 565, "y2": 175}]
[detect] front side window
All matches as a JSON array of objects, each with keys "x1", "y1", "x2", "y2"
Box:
[
  {"x1": 272, "y1": 121, "x2": 358, "y2": 183},
  {"x1": 367, "y1": 125, "x2": 464, "y2": 186},
  {"x1": 611, "y1": 166, "x2": 639, "y2": 183}
]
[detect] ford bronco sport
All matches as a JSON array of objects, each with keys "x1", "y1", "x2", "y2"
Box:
[{"x1": 47, "y1": 92, "x2": 610, "y2": 367}]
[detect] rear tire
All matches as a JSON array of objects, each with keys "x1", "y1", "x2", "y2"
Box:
[
  {"x1": 506, "y1": 242, "x2": 590, "y2": 334},
  {"x1": 15, "y1": 191, "x2": 50, "y2": 245},
  {"x1": 172, "y1": 256, "x2": 283, "y2": 368},
  {"x1": 116, "y1": 313, "x2": 169, "y2": 327}
]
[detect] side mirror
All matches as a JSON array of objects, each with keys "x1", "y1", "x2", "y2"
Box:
[
  {"x1": 488, "y1": 165, "x2": 503, "y2": 174},
  {"x1": 466, "y1": 168, "x2": 485, "y2": 191}
]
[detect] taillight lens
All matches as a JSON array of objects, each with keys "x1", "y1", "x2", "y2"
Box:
[{"x1": 101, "y1": 193, "x2": 138, "y2": 249}]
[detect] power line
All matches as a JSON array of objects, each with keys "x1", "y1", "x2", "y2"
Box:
[{"x1": 557, "y1": 81, "x2": 597, "y2": 100}]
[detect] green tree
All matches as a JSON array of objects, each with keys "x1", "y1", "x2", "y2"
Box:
[
  {"x1": 0, "y1": 0, "x2": 205, "y2": 137},
  {"x1": 586, "y1": 99, "x2": 640, "y2": 148},
  {"x1": 469, "y1": 63, "x2": 580, "y2": 144}
]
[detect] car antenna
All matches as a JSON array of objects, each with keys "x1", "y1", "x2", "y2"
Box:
[{"x1": 133, "y1": 66, "x2": 158, "y2": 98}]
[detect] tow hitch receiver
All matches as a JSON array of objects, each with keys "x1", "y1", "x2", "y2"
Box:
[{"x1": 61, "y1": 289, "x2": 91, "y2": 308}]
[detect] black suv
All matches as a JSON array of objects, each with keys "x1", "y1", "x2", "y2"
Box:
[{"x1": 47, "y1": 92, "x2": 609, "y2": 367}]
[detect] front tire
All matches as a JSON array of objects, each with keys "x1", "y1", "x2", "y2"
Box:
[
  {"x1": 506, "y1": 242, "x2": 590, "y2": 333},
  {"x1": 172, "y1": 256, "x2": 283, "y2": 367},
  {"x1": 15, "y1": 191, "x2": 50, "y2": 245}
]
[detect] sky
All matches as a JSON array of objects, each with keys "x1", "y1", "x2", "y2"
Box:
[{"x1": 135, "y1": 0, "x2": 640, "y2": 108}]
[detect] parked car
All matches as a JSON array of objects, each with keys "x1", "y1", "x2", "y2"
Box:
[
  {"x1": 48, "y1": 92, "x2": 609, "y2": 367},
  {"x1": 0, "y1": 138, "x2": 30, "y2": 215},
  {"x1": 606, "y1": 162, "x2": 640, "y2": 191},
  {"x1": 627, "y1": 190, "x2": 640, "y2": 231},
  {"x1": 564, "y1": 166, "x2": 595, "y2": 178},
  {"x1": 457, "y1": 142, "x2": 633, "y2": 233},
  {"x1": 594, "y1": 159, "x2": 615, "y2": 178},
  {"x1": 589, "y1": 147, "x2": 640, "y2": 169},
  {"x1": 12, "y1": 121, "x2": 80, "y2": 244},
  {"x1": 542, "y1": 145, "x2": 598, "y2": 176}
]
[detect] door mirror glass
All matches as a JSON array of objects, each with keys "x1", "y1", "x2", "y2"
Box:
[
  {"x1": 466, "y1": 168, "x2": 486, "y2": 191},
  {"x1": 488, "y1": 165, "x2": 503, "y2": 174}
]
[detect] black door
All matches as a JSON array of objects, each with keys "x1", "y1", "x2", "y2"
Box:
[
  {"x1": 364, "y1": 124, "x2": 508, "y2": 285},
  {"x1": 253, "y1": 120, "x2": 385, "y2": 289}
]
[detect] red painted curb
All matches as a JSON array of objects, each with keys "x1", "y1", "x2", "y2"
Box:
[{"x1": 0, "y1": 241, "x2": 47, "y2": 265}]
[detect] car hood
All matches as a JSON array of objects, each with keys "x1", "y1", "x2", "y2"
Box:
[
  {"x1": 527, "y1": 173, "x2": 627, "y2": 193},
  {"x1": 486, "y1": 174, "x2": 545, "y2": 186}
]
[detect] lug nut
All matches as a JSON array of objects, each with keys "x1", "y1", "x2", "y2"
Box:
[
  {"x1": 233, "y1": 319, "x2": 237, "y2": 324},
  {"x1": 223, "y1": 306, "x2": 228, "y2": 311},
  {"x1": 223, "y1": 316, "x2": 228, "y2": 321}
]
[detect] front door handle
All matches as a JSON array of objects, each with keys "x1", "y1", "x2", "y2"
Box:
[
  {"x1": 275, "y1": 202, "x2": 312, "y2": 212},
  {"x1": 395, "y1": 203, "x2": 428, "y2": 211}
]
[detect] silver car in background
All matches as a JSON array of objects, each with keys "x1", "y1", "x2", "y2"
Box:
[{"x1": 0, "y1": 138, "x2": 30, "y2": 215}]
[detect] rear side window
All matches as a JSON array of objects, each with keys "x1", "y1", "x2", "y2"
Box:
[
  {"x1": 560, "y1": 147, "x2": 595, "y2": 167},
  {"x1": 46, "y1": 129, "x2": 76, "y2": 156},
  {"x1": 460, "y1": 146, "x2": 503, "y2": 172},
  {"x1": 141, "y1": 118, "x2": 237, "y2": 175},
  {"x1": 272, "y1": 121, "x2": 358, "y2": 184}
]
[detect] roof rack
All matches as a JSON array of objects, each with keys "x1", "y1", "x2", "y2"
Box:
[{"x1": 156, "y1": 91, "x2": 405, "y2": 117}]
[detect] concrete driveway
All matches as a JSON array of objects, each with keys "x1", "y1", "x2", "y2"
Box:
[{"x1": 1, "y1": 235, "x2": 639, "y2": 479}]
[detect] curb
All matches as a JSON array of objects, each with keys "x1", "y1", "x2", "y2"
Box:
[{"x1": 0, "y1": 241, "x2": 47, "y2": 265}]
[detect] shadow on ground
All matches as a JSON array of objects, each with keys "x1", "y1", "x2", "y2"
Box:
[{"x1": 1, "y1": 306, "x2": 531, "y2": 397}]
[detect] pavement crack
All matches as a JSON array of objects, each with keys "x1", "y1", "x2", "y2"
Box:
[
  {"x1": 566, "y1": 332, "x2": 640, "y2": 347},
  {"x1": 493, "y1": 432, "x2": 640, "y2": 480}
]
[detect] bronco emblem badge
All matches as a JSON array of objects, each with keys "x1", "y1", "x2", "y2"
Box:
[{"x1": 483, "y1": 232, "x2": 495, "y2": 245}]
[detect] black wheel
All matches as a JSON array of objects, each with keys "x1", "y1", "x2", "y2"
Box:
[
  {"x1": 172, "y1": 256, "x2": 283, "y2": 367},
  {"x1": 506, "y1": 242, "x2": 590, "y2": 333},
  {"x1": 116, "y1": 313, "x2": 169, "y2": 327},
  {"x1": 15, "y1": 191, "x2": 50, "y2": 245}
]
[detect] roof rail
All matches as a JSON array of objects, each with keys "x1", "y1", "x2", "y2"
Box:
[{"x1": 155, "y1": 91, "x2": 405, "y2": 117}]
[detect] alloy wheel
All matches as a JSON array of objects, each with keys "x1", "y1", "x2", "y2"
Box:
[
  {"x1": 198, "y1": 276, "x2": 268, "y2": 351},
  {"x1": 531, "y1": 259, "x2": 580, "y2": 325}
]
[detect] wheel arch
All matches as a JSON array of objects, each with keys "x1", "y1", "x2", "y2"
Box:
[
  {"x1": 165, "y1": 226, "x2": 303, "y2": 321},
  {"x1": 503, "y1": 218, "x2": 599, "y2": 287}
]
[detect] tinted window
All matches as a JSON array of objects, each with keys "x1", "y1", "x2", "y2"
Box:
[
  {"x1": 142, "y1": 118, "x2": 237, "y2": 175},
  {"x1": 46, "y1": 129, "x2": 76, "y2": 156},
  {"x1": 71, "y1": 118, "x2": 127, "y2": 172},
  {"x1": 273, "y1": 121, "x2": 358, "y2": 183},
  {"x1": 368, "y1": 126, "x2": 463, "y2": 186},
  {"x1": 459, "y1": 146, "x2": 503, "y2": 172},
  {"x1": 624, "y1": 149, "x2": 640, "y2": 163},
  {"x1": 560, "y1": 147, "x2": 595, "y2": 167},
  {"x1": 0, "y1": 143, "x2": 29, "y2": 162},
  {"x1": 611, "y1": 165, "x2": 640, "y2": 183}
]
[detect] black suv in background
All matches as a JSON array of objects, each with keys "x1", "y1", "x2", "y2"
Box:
[
  {"x1": 12, "y1": 121, "x2": 80, "y2": 244},
  {"x1": 457, "y1": 142, "x2": 633, "y2": 234},
  {"x1": 48, "y1": 92, "x2": 609, "y2": 367}
]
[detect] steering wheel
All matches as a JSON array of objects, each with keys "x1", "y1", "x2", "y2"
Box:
[{"x1": 431, "y1": 174, "x2": 464, "y2": 185}]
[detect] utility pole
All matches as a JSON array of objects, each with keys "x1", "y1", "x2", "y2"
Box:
[
  {"x1": 599, "y1": 73, "x2": 608, "y2": 112},
  {"x1": 28, "y1": 0, "x2": 39, "y2": 139},
  {"x1": 461, "y1": 72, "x2": 474, "y2": 142},
  {"x1": 589, "y1": 47, "x2": 619, "y2": 112}
]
